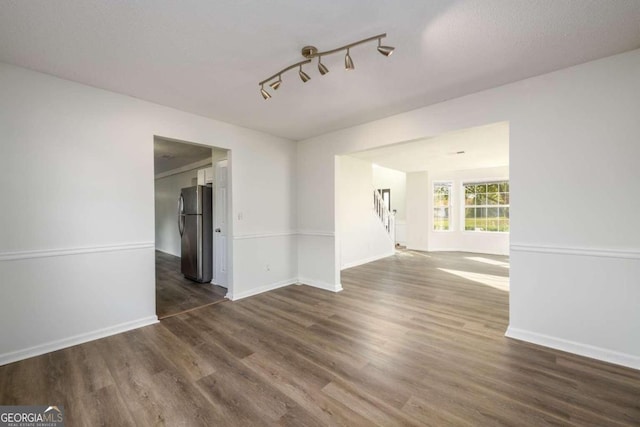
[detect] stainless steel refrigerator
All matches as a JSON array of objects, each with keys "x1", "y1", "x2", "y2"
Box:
[{"x1": 178, "y1": 185, "x2": 213, "y2": 283}]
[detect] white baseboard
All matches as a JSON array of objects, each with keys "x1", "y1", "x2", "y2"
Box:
[
  {"x1": 154, "y1": 247, "x2": 179, "y2": 257},
  {"x1": 298, "y1": 277, "x2": 343, "y2": 293},
  {"x1": 227, "y1": 278, "x2": 298, "y2": 301},
  {"x1": 341, "y1": 251, "x2": 395, "y2": 270},
  {"x1": 0, "y1": 315, "x2": 159, "y2": 367},
  {"x1": 505, "y1": 326, "x2": 640, "y2": 371},
  {"x1": 425, "y1": 247, "x2": 509, "y2": 256}
]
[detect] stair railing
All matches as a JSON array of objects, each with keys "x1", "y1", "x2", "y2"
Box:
[{"x1": 373, "y1": 189, "x2": 395, "y2": 243}]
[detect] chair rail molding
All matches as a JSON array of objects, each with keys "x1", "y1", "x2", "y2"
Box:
[
  {"x1": 0, "y1": 242, "x2": 155, "y2": 262},
  {"x1": 296, "y1": 230, "x2": 335, "y2": 237},
  {"x1": 233, "y1": 231, "x2": 298, "y2": 240},
  {"x1": 510, "y1": 243, "x2": 640, "y2": 260}
]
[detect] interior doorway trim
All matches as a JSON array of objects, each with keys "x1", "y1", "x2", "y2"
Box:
[{"x1": 152, "y1": 134, "x2": 234, "y2": 304}]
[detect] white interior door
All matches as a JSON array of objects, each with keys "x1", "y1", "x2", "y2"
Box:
[{"x1": 213, "y1": 160, "x2": 228, "y2": 287}]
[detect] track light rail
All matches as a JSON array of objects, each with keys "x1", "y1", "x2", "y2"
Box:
[
  {"x1": 258, "y1": 33, "x2": 394, "y2": 99},
  {"x1": 258, "y1": 59, "x2": 311, "y2": 87},
  {"x1": 312, "y1": 33, "x2": 387, "y2": 57}
]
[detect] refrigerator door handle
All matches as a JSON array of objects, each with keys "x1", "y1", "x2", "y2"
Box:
[{"x1": 178, "y1": 195, "x2": 185, "y2": 237}]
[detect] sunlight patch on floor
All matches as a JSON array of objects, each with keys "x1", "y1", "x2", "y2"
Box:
[
  {"x1": 465, "y1": 256, "x2": 510, "y2": 269},
  {"x1": 438, "y1": 268, "x2": 510, "y2": 291}
]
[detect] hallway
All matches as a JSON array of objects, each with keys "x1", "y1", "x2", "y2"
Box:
[{"x1": 155, "y1": 251, "x2": 227, "y2": 319}]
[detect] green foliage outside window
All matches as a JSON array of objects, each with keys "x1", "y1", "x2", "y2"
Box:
[
  {"x1": 464, "y1": 181, "x2": 509, "y2": 232},
  {"x1": 433, "y1": 183, "x2": 451, "y2": 231}
]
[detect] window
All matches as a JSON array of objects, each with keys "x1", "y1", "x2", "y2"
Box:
[
  {"x1": 464, "y1": 181, "x2": 509, "y2": 232},
  {"x1": 433, "y1": 182, "x2": 452, "y2": 231},
  {"x1": 377, "y1": 189, "x2": 391, "y2": 212}
]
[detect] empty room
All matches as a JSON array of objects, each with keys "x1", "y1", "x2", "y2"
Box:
[{"x1": 1, "y1": 1, "x2": 639, "y2": 425}]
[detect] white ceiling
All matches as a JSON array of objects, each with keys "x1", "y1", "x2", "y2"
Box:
[
  {"x1": 154, "y1": 137, "x2": 212, "y2": 174},
  {"x1": 349, "y1": 121, "x2": 508, "y2": 172},
  {"x1": 1, "y1": 1, "x2": 639, "y2": 141}
]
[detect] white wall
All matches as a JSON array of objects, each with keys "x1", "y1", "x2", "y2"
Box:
[
  {"x1": 337, "y1": 156, "x2": 395, "y2": 269},
  {"x1": 297, "y1": 49, "x2": 640, "y2": 369},
  {"x1": 0, "y1": 62, "x2": 297, "y2": 365},
  {"x1": 406, "y1": 172, "x2": 430, "y2": 251},
  {"x1": 154, "y1": 166, "x2": 207, "y2": 257},
  {"x1": 426, "y1": 166, "x2": 509, "y2": 255}
]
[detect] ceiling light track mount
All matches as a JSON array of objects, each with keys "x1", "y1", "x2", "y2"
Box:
[{"x1": 259, "y1": 33, "x2": 394, "y2": 99}]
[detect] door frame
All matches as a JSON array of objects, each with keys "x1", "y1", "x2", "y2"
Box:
[{"x1": 152, "y1": 135, "x2": 234, "y2": 301}]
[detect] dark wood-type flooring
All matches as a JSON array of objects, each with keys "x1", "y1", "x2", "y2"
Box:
[
  {"x1": 155, "y1": 250, "x2": 227, "y2": 319},
  {"x1": 2, "y1": 251, "x2": 640, "y2": 425}
]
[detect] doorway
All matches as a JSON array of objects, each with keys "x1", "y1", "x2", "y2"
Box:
[{"x1": 153, "y1": 136, "x2": 230, "y2": 319}]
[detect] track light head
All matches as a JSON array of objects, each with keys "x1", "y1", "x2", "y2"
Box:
[
  {"x1": 377, "y1": 38, "x2": 395, "y2": 56},
  {"x1": 299, "y1": 65, "x2": 311, "y2": 82},
  {"x1": 270, "y1": 76, "x2": 281, "y2": 90},
  {"x1": 260, "y1": 85, "x2": 271, "y2": 100},
  {"x1": 345, "y1": 48, "x2": 354, "y2": 70},
  {"x1": 318, "y1": 58, "x2": 329, "y2": 75}
]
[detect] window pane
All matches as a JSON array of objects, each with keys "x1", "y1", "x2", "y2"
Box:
[
  {"x1": 475, "y1": 207, "x2": 487, "y2": 231},
  {"x1": 465, "y1": 193, "x2": 475, "y2": 206},
  {"x1": 499, "y1": 192, "x2": 509, "y2": 205},
  {"x1": 435, "y1": 194, "x2": 449, "y2": 207},
  {"x1": 499, "y1": 218, "x2": 510, "y2": 232},
  {"x1": 500, "y1": 182, "x2": 509, "y2": 192},
  {"x1": 487, "y1": 207, "x2": 499, "y2": 231},
  {"x1": 475, "y1": 193, "x2": 486, "y2": 205},
  {"x1": 434, "y1": 207, "x2": 449, "y2": 231},
  {"x1": 441, "y1": 208, "x2": 449, "y2": 230},
  {"x1": 475, "y1": 184, "x2": 487, "y2": 193},
  {"x1": 487, "y1": 192, "x2": 499, "y2": 205},
  {"x1": 435, "y1": 184, "x2": 450, "y2": 194},
  {"x1": 434, "y1": 184, "x2": 450, "y2": 206},
  {"x1": 433, "y1": 183, "x2": 451, "y2": 231},
  {"x1": 465, "y1": 207, "x2": 475, "y2": 230},
  {"x1": 487, "y1": 183, "x2": 499, "y2": 193}
]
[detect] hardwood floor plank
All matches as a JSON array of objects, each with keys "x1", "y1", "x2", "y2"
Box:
[
  {"x1": 321, "y1": 380, "x2": 423, "y2": 426},
  {"x1": 155, "y1": 250, "x2": 227, "y2": 319},
  {"x1": 140, "y1": 323, "x2": 217, "y2": 382},
  {"x1": 75, "y1": 385, "x2": 136, "y2": 427},
  {"x1": 184, "y1": 311, "x2": 256, "y2": 359},
  {"x1": 2, "y1": 250, "x2": 639, "y2": 426}
]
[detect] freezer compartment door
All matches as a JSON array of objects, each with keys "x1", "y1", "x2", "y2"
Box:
[{"x1": 180, "y1": 186, "x2": 202, "y2": 215}]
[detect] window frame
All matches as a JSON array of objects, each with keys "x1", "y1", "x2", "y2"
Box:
[
  {"x1": 432, "y1": 181, "x2": 453, "y2": 232},
  {"x1": 461, "y1": 178, "x2": 509, "y2": 234}
]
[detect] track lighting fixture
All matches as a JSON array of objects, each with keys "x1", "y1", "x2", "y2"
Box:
[
  {"x1": 258, "y1": 33, "x2": 394, "y2": 99},
  {"x1": 344, "y1": 48, "x2": 354, "y2": 70},
  {"x1": 298, "y1": 65, "x2": 311, "y2": 83},
  {"x1": 260, "y1": 84, "x2": 271, "y2": 100}
]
